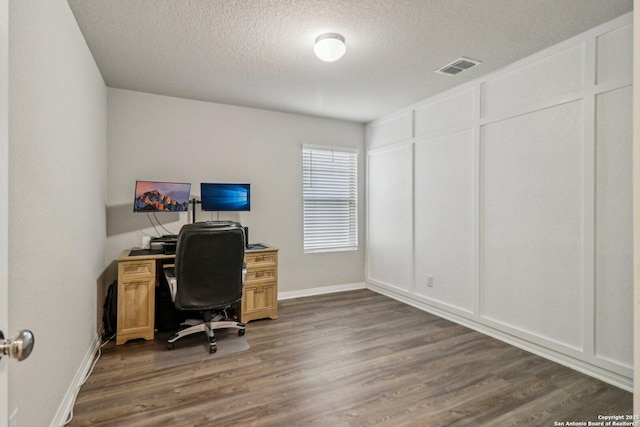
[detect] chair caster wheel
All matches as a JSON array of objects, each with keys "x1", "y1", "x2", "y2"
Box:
[
  {"x1": 168, "y1": 343, "x2": 174, "y2": 350},
  {"x1": 238, "y1": 329, "x2": 245, "y2": 336},
  {"x1": 209, "y1": 344, "x2": 217, "y2": 354}
]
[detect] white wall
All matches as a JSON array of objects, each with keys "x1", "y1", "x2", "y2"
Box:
[
  {"x1": 633, "y1": 0, "x2": 640, "y2": 415},
  {"x1": 366, "y1": 13, "x2": 633, "y2": 389},
  {"x1": 632, "y1": 0, "x2": 640, "y2": 414},
  {"x1": 0, "y1": 0, "x2": 8, "y2": 424},
  {"x1": 8, "y1": 1, "x2": 107, "y2": 426},
  {"x1": 107, "y1": 89, "x2": 366, "y2": 295}
]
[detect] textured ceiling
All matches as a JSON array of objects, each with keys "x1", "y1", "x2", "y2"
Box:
[{"x1": 67, "y1": 0, "x2": 632, "y2": 123}]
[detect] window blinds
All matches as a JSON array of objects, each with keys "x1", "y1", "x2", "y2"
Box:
[{"x1": 302, "y1": 145, "x2": 358, "y2": 253}]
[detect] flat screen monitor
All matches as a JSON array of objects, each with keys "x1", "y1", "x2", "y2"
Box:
[
  {"x1": 201, "y1": 183, "x2": 250, "y2": 211},
  {"x1": 133, "y1": 180, "x2": 191, "y2": 212}
]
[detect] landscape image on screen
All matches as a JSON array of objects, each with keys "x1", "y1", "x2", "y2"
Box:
[{"x1": 134, "y1": 181, "x2": 191, "y2": 212}]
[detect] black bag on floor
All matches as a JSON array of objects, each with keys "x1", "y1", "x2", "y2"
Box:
[{"x1": 102, "y1": 280, "x2": 117, "y2": 340}]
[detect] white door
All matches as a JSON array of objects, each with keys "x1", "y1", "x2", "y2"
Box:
[{"x1": 0, "y1": 0, "x2": 9, "y2": 424}]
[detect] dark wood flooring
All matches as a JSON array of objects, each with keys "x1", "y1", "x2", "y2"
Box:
[{"x1": 68, "y1": 289, "x2": 632, "y2": 426}]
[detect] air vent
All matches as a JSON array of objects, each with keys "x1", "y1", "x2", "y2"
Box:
[{"x1": 435, "y1": 57, "x2": 481, "y2": 76}]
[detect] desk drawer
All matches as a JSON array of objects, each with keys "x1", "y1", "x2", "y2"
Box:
[
  {"x1": 244, "y1": 252, "x2": 277, "y2": 268},
  {"x1": 245, "y1": 267, "x2": 277, "y2": 284},
  {"x1": 242, "y1": 281, "x2": 277, "y2": 321},
  {"x1": 119, "y1": 260, "x2": 155, "y2": 279}
]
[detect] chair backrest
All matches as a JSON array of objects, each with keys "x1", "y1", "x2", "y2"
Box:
[{"x1": 173, "y1": 221, "x2": 245, "y2": 311}]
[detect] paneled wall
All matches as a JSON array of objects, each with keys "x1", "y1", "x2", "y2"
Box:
[{"x1": 366, "y1": 13, "x2": 632, "y2": 389}]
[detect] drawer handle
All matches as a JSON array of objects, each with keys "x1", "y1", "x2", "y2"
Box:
[
  {"x1": 124, "y1": 264, "x2": 151, "y2": 273},
  {"x1": 126, "y1": 280, "x2": 148, "y2": 286}
]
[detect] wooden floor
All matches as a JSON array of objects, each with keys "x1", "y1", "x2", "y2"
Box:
[{"x1": 68, "y1": 289, "x2": 632, "y2": 426}]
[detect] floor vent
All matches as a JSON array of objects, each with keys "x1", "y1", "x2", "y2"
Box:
[{"x1": 435, "y1": 57, "x2": 481, "y2": 76}]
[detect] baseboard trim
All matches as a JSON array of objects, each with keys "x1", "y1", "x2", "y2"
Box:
[
  {"x1": 367, "y1": 282, "x2": 633, "y2": 392},
  {"x1": 50, "y1": 331, "x2": 102, "y2": 427},
  {"x1": 279, "y1": 282, "x2": 366, "y2": 300}
]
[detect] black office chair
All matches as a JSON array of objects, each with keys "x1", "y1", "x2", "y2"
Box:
[{"x1": 163, "y1": 221, "x2": 246, "y2": 353}]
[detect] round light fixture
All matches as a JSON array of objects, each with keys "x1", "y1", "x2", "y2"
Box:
[{"x1": 314, "y1": 33, "x2": 346, "y2": 62}]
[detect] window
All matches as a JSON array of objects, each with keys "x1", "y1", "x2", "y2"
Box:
[{"x1": 302, "y1": 145, "x2": 358, "y2": 253}]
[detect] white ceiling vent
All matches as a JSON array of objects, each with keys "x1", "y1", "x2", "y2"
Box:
[{"x1": 435, "y1": 57, "x2": 481, "y2": 76}]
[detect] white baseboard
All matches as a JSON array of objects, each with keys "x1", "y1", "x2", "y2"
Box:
[
  {"x1": 50, "y1": 331, "x2": 102, "y2": 427},
  {"x1": 366, "y1": 282, "x2": 633, "y2": 392},
  {"x1": 278, "y1": 281, "x2": 366, "y2": 300}
]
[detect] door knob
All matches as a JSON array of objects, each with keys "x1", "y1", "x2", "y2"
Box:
[{"x1": 0, "y1": 330, "x2": 34, "y2": 361}]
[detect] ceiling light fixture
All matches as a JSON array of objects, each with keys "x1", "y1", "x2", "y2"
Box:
[{"x1": 314, "y1": 33, "x2": 346, "y2": 62}]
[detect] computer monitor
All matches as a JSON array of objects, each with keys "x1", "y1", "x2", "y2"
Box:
[
  {"x1": 201, "y1": 183, "x2": 250, "y2": 211},
  {"x1": 133, "y1": 180, "x2": 191, "y2": 212}
]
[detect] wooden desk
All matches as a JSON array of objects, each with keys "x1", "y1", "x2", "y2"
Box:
[{"x1": 116, "y1": 244, "x2": 278, "y2": 345}]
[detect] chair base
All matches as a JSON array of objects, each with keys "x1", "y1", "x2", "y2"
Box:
[{"x1": 168, "y1": 316, "x2": 246, "y2": 353}]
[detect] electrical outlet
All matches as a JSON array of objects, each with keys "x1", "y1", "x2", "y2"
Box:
[{"x1": 426, "y1": 275, "x2": 434, "y2": 288}]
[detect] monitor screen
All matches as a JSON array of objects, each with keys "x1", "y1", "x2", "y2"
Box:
[
  {"x1": 201, "y1": 183, "x2": 251, "y2": 211},
  {"x1": 133, "y1": 180, "x2": 191, "y2": 212}
]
